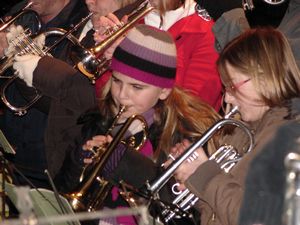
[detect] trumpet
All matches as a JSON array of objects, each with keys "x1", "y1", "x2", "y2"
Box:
[
  {"x1": 0, "y1": 2, "x2": 41, "y2": 32},
  {"x1": 141, "y1": 106, "x2": 254, "y2": 223},
  {"x1": 71, "y1": 0, "x2": 154, "y2": 84},
  {"x1": 0, "y1": 12, "x2": 92, "y2": 116},
  {"x1": 66, "y1": 106, "x2": 148, "y2": 212}
]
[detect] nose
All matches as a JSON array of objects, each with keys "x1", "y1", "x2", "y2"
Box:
[
  {"x1": 224, "y1": 91, "x2": 235, "y2": 105},
  {"x1": 118, "y1": 85, "x2": 129, "y2": 100}
]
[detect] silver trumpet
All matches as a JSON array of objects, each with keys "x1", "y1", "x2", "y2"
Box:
[
  {"x1": 0, "y1": 2, "x2": 40, "y2": 32},
  {"x1": 0, "y1": 12, "x2": 92, "y2": 116},
  {"x1": 283, "y1": 152, "x2": 300, "y2": 225},
  {"x1": 145, "y1": 106, "x2": 254, "y2": 223}
]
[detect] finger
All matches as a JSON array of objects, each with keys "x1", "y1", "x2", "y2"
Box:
[
  {"x1": 35, "y1": 33, "x2": 45, "y2": 48},
  {"x1": 106, "y1": 13, "x2": 122, "y2": 26},
  {"x1": 120, "y1": 15, "x2": 128, "y2": 24},
  {"x1": 177, "y1": 183, "x2": 186, "y2": 191},
  {"x1": 83, "y1": 158, "x2": 93, "y2": 164}
]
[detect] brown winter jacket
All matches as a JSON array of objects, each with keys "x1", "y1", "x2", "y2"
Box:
[{"x1": 185, "y1": 102, "x2": 296, "y2": 225}]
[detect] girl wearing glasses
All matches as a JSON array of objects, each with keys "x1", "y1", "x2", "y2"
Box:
[{"x1": 172, "y1": 27, "x2": 300, "y2": 225}]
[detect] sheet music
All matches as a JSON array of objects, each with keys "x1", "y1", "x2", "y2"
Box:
[{"x1": 0, "y1": 129, "x2": 15, "y2": 154}]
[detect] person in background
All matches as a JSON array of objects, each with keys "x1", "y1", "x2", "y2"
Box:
[
  {"x1": 0, "y1": 0, "x2": 89, "y2": 189},
  {"x1": 171, "y1": 27, "x2": 300, "y2": 225}
]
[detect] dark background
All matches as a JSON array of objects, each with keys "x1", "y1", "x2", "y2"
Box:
[
  {"x1": 0, "y1": 0, "x2": 22, "y2": 17},
  {"x1": 0, "y1": 0, "x2": 290, "y2": 28}
]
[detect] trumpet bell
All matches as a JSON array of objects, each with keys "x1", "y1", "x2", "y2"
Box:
[{"x1": 70, "y1": 45, "x2": 110, "y2": 83}]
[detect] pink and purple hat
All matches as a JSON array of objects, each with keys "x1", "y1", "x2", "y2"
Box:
[{"x1": 110, "y1": 24, "x2": 177, "y2": 88}]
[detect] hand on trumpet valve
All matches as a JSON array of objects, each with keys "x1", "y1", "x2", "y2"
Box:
[
  {"x1": 3, "y1": 25, "x2": 24, "y2": 57},
  {"x1": 93, "y1": 13, "x2": 128, "y2": 60},
  {"x1": 82, "y1": 134, "x2": 112, "y2": 164},
  {"x1": 0, "y1": 31, "x2": 7, "y2": 57},
  {"x1": 172, "y1": 140, "x2": 208, "y2": 183},
  {"x1": 162, "y1": 139, "x2": 190, "y2": 168}
]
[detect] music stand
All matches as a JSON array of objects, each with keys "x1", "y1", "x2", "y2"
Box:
[
  {"x1": 0, "y1": 129, "x2": 15, "y2": 220},
  {"x1": 3, "y1": 182, "x2": 80, "y2": 225}
]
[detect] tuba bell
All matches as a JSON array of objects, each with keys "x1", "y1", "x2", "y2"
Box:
[{"x1": 66, "y1": 106, "x2": 148, "y2": 212}]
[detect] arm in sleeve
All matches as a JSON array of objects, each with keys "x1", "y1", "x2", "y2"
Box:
[
  {"x1": 33, "y1": 56, "x2": 96, "y2": 112},
  {"x1": 185, "y1": 160, "x2": 243, "y2": 225}
]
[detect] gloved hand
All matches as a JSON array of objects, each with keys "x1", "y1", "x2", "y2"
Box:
[
  {"x1": 4, "y1": 25, "x2": 46, "y2": 57},
  {"x1": 13, "y1": 54, "x2": 41, "y2": 87},
  {"x1": 4, "y1": 25, "x2": 25, "y2": 57}
]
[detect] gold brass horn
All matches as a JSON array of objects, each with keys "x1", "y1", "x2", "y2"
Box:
[
  {"x1": 66, "y1": 106, "x2": 148, "y2": 212},
  {"x1": 70, "y1": 0, "x2": 154, "y2": 84},
  {"x1": 0, "y1": 13, "x2": 92, "y2": 116}
]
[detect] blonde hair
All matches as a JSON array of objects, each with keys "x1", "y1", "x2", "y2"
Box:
[
  {"x1": 218, "y1": 27, "x2": 300, "y2": 107},
  {"x1": 98, "y1": 81, "x2": 220, "y2": 158}
]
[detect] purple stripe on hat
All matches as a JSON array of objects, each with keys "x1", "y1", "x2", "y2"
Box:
[
  {"x1": 120, "y1": 38, "x2": 177, "y2": 68},
  {"x1": 111, "y1": 58, "x2": 175, "y2": 88}
]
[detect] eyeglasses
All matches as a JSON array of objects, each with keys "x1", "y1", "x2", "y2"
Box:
[{"x1": 224, "y1": 78, "x2": 251, "y2": 94}]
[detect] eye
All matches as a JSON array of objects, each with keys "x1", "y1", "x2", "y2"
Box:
[
  {"x1": 132, "y1": 84, "x2": 144, "y2": 90},
  {"x1": 112, "y1": 77, "x2": 121, "y2": 83}
]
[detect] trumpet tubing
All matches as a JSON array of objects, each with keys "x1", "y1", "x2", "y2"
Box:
[
  {"x1": 71, "y1": 0, "x2": 154, "y2": 83},
  {"x1": 146, "y1": 106, "x2": 254, "y2": 223},
  {"x1": 66, "y1": 109, "x2": 148, "y2": 212},
  {"x1": 0, "y1": 13, "x2": 92, "y2": 116}
]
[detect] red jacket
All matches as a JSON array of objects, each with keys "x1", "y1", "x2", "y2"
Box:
[{"x1": 168, "y1": 13, "x2": 222, "y2": 111}]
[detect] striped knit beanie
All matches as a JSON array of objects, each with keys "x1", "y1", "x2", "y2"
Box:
[{"x1": 110, "y1": 24, "x2": 177, "y2": 88}]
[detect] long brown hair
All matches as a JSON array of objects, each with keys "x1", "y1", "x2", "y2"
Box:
[
  {"x1": 218, "y1": 27, "x2": 300, "y2": 107},
  {"x1": 98, "y1": 81, "x2": 220, "y2": 158}
]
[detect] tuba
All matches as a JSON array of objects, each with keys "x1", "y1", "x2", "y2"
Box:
[
  {"x1": 66, "y1": 106, "x2": 148, "y2": 212},
  {"x1": 70, "y1": 0, "x2": 154, "y2": 84},
  {"x1": 136, "y1": 106, "x2": 254, "y2": 224},
  {"x1": 283, "y1": 152, "x2": 300, "y2": 225},
  {"x1": 0, "y1": 10, "x2": 92, "y2": 116}
]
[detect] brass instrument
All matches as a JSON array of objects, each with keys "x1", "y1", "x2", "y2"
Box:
[
  {"x1": 71, "y1": 0, "x2": 154, "y2": 84},
  {"x1": 0, "y1": 2, "x2": 41, "y2": 32},
  {"x1": 140, "y1": 106, "x2": 254, "y2": 223},
  {"x1": 66, "y1": 106, "x2": 148, "y2": 212},
  {"x1": 283, "y1": 152, "x2": 300, "y2": 225},
  {"x1": 0, "y1": 12, "x2": 92, "y2": 116}
]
